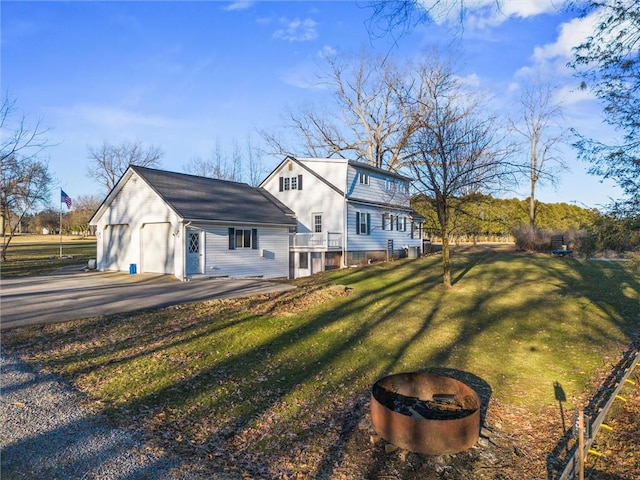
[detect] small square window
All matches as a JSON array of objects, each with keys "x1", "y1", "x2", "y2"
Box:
[{"x1": 299, "y1": 252, "x2": 309, "y2": 269}]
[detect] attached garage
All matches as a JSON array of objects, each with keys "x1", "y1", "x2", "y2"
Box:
[
  {"x1": 141, "y1": 222, "x2": 174, "y2": 274},
  {"x1": 103, "y1": 224, "x2": 131, "y2": 271},
  {"x1": 89, "y1": 165, "x2": 297, "y2": 281}
]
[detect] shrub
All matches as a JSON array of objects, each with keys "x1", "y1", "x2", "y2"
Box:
[{"x1": 513, "y1": 226, "x2": 553, "y2": 252}]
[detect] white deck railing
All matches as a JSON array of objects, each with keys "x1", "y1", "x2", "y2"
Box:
[{"x1": 290, "y1": 232, "x2": 342, "y2": 250}]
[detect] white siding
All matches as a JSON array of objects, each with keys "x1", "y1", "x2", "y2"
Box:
[
  {"x1": 94, "y1": 172, "x2": 181, "y2": 275},
  {"x1": 261, "y1": 159, "x2": 345, "y2": 234},
  {"x1": 345, "y1": 165, "x2": 410, "y2": 206},
  {"x1": 200, "y1": 225, "x2": 290, "y2": 279},
  {"x1": 103, "y1": 224, "x2": 131, "y2": 271},
  {"x1": 141, "y1": 222, "x2": 174, "y2": 273},
  {"x1": 346, "y1": 203, "x2": 421, "y2": 252},
  {"x1": 298, "y1": 158, "x2": 347, "y2": 190}
]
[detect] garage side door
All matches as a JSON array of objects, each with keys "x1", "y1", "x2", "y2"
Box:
[
  {"x1": 104, "y1": 224, "x2": 131, "y2": 271},
  {"x1": 141, "y1": 222, "x2": 174, "y2": 274}
]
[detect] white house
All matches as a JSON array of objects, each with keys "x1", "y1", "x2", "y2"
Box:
[
  {"x1": 89, "y1": 165, "x2": 297, "y2": 281},
  {"x1": 260, "y1": 156, "x2": 424, "y2": 278}
]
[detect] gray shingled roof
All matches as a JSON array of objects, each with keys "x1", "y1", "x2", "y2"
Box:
[{"x1": 132, "y1": 165, "x2": 296, "y2": 226}]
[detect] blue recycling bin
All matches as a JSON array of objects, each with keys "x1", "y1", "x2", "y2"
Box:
[{"x1": 129, "y1": 263, "x2": 137, "y2": 274}]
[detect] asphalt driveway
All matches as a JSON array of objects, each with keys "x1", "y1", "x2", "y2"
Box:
[{"x1": 0, "y1": 267, "x2": 295, "y2": 330}]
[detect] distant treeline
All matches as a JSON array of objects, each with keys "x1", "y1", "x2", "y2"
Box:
[{"x1": 412, "y1": 193, "x2": 599, "y2": 243}]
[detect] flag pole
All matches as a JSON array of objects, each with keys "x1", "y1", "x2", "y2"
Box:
[{"x1": 59, "y1": 190, "x2": 63, "y2": 258}]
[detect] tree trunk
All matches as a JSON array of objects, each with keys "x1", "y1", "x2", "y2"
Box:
[
  {"x1": 442, "y1": 234, "x2": 452, "y2": 287},
  {"x1": 529, "y1": 179, "x2": 536, "y2": 228}
]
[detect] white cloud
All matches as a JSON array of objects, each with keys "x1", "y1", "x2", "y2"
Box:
[
  {"x1": 507, "y1": 81, "x2": 520, "y2": 94},
  {"x1": 456, "y1": 72, "x2": 481, "y2": 88},
  {"x1": 273, "y1": 17, "x2": 318, "y2": 42},
  {"x1": 318, "y1": 45, "x2": 336, "y2": 58},
  {"x1": 557, "y1": 83, "x2": 596, "y2": 106},
  {"x1": 500, "y1": 0, "x2": 566, "y2": 18},
  {"x1": 417, "y1": 0, "x2": 570, "y2": 27},
  {"x1": 533, "y1": 13, "x2": 598, "y2": 62},
  {"x1": 223, "y1": 1, "x2": 254, "y2": 12}
]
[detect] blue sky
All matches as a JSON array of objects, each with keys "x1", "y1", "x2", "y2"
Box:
[{"x1": 2, "y1": 0, "x2": 622, "y2": 210}]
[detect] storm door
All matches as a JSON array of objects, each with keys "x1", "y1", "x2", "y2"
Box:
[{"x1": 186, "y1": 229, "x2": 203, "y2": 275}]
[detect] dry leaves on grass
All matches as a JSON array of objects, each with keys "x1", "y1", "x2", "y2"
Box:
[{"x1": 246, "y1": 284, "x2": 353, "y2": 317}]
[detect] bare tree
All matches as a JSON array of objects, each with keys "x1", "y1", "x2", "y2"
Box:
[
  {"x1": 183, "y1": 140, "x2": 240, "y2": 182},
  {"x1": 245, "y1": 134, "x2": 265, "y2": 186},
  {"x1": 66, "y1": 194, "x2": 102, "y2": 236},
  {"x1": 183, "y1": 135, "x2": 265, "y2": 185},
  {"x1": 1, "y1": 95, "x2": 54, "y2": 261},
  {"x1": 407, "y1": 63, "x2": 516, "y2": 287},
  {"x1": 365, "y1": 0, "x2": 502, "y2": 40},
  {"x1": 1, "y1": 96, "x2": 51, "y2": 164},
  {"x1": 87, "y1": 140, "x2": 163, "y2": 192},
  {"x1": 510, "y1": 78, "x2": 567, "y2": 228},
  {"x1": 260, "y1": 51, "x2": 430, "y2": 171}
]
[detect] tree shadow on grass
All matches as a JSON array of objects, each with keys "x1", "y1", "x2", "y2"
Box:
[{"x1": 4, "y1": 252, "x2": 639, "y2": 479}]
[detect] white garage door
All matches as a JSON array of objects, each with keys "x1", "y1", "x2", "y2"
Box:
[
  {"x1": 103, "y1": 224, "x2": 131, "y2": 271},
  {"x1": 141, "y1": 222, "x2": 174, "y2": 274}
]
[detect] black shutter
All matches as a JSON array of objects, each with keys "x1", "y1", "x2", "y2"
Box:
[
  {"x1": 279, "y1": 177, "x2": 284, "y2": 192},
  {"x1": 251, "y1": 228, "x2": 258, "y2": 249},
  {"x1": 366, "y1": 213, "x2": 371, "y2": 235},
  {"x1": 228, "y1": 228, "x2": 235, "y2": 249},
  {"x1": 355, "y1": 212, "x2": 360, "y2": 235},
  {"x1": 298, "y1": 174, "x2": 303, "y2": 190}
]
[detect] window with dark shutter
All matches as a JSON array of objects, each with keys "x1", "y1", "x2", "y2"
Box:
[
  {"x1": 228, "y1": 228, "x2": 235, "y2": 249},
  {"x1": 251, "y1": 229, "x2": 258, "y2": 249},
  {"x1": 298, "y1": 174, "x2": 303, "y2": 190},
  {"x1": 357, "y1": 212, "x2": 370, "y2": 235},
  {"x1": 279, "y1": 177, "x2": 284, "y2": 192}
]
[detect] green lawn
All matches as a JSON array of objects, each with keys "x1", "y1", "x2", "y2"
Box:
[
  {"x1": 2, "y1": 246, "x2": 638, "y2": 478},
  {"x1": 1, "y1": 235, "x2": 96, "y2": 276}
]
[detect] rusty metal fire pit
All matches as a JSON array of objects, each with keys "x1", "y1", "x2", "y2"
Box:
[{"x1": 370, "y1": 372, "x2": 480, "y2": 455}]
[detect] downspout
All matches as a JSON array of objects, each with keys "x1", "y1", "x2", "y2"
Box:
[
  {"x1": 182, "y1": 221, "x2": 192, "y2": 281},
  {"x1": 342, "y1": 177, "x2": 348, "y2": 268}
]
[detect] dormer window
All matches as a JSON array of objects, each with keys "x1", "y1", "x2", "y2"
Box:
[
  {"x1": 279, "y1": 175, "x2": 303, "y2": 191},
  {"x1": 359, "y1": 172, "x2": 369, "y2": 185}
]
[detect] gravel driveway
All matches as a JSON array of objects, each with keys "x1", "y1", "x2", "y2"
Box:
[
  {"x1": 0, "y1": 350, "x2": 235, "y2": 480},
  {"x1": 1, "y1": 267, "x2": 285, "y2": 479}
]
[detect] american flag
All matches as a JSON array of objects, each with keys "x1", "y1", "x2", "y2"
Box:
[{"x1": 61, "y1": 190, "x2": 72, "y2": 209}]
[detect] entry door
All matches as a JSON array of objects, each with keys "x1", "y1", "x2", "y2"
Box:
[
  {"x1": 186, "y1": 230, "x2": 203, "y2": 275},
  {"x1": 311, "y1": 252, "x2": 322, "y2": 274}
]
